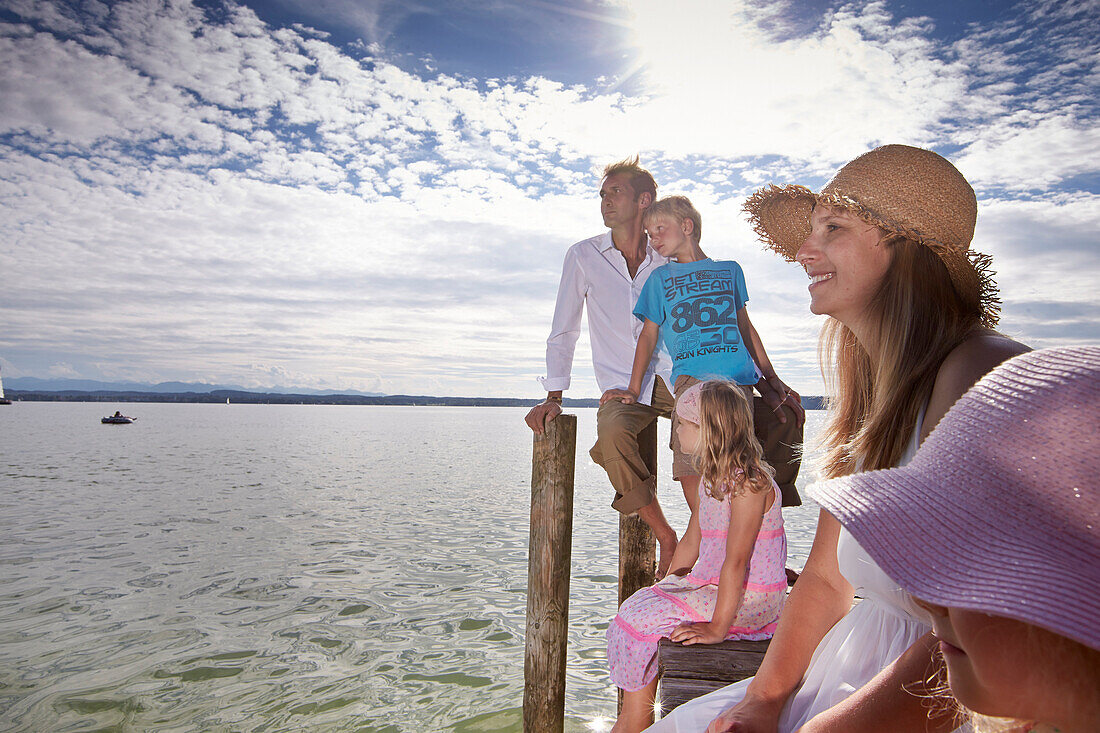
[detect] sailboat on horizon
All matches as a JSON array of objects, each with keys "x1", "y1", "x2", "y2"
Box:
[{"x1": 0, "y1": 366, "x2": 11, "y2": 405}]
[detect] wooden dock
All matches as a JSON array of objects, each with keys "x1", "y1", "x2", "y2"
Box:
[
  {"x1": 657, "y1": 593, "x2": 861, "y2": 713},
  {"x1": 521, "y1": 413, "x2": 791, "y2": 729},
  {"x1": 657, "y1": 637, "x2": 770, "y2": 712}
]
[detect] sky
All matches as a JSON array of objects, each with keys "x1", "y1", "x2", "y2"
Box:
[{"x1": 1, "y1": 0, "x2": 1097, "y2": 398}]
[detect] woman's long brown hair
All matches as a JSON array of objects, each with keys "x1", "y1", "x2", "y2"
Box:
[{"x1": 819, "y1": 236, "x2": 982, "y2": 478}]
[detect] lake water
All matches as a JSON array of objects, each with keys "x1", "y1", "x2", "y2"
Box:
[{"x1": 0, "y1": 403, "x2": 826, "y2": 732}]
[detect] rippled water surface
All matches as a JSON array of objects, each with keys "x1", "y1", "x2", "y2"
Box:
[{"x1": 0, "y1": 403, "x2": 826, "y2": 731}]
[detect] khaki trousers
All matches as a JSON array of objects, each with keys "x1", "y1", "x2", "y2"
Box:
[
  {"x1": 590, "y1": 378, "x2": 806, "y2": 513},
  {"x1": 753, "y1": 400, "x2": 804, "y2": 507},
  {"x1": 589, "y1": 378, "x2": 675, "y2": 515}
]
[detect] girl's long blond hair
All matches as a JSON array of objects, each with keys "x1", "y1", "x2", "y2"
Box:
[
  {"x1": 692, "y1": 381, "x2": 774, "y2": 500},
  {"x1": 819, "y1": 235, "x2": 983, "y2": 478}
]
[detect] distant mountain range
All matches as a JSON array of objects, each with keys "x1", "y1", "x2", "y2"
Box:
[
  {"x1": 3, "y1": 376, "x2": 827, "y2": 410},
  {"x1": 5, "y1": 377, "x2": 386, "y2": 397}
]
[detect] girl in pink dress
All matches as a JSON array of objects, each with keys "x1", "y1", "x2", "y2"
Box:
[{"x1": 606, "y1": 380, "x2": 788, "y2": 732}]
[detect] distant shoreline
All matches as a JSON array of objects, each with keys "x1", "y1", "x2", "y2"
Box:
[{"x1": 6, "y1": 390, "x2": 828, "y2": 410}]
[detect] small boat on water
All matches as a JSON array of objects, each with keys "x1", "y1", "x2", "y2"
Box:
[{"x1": 102, "y1": 412, "x2": 136, "y2": 424}]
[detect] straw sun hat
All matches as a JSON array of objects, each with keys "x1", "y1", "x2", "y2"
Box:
[
  {"x1": 808, "y1": 346, "x2": 1100, "y2": 650},
  {"x1": 743, "y1": 144, "x2": 1000, "y2": 327}
]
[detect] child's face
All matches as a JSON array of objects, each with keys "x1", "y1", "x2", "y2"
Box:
[
  {"x1": 645, "y1": 214, "x2": 692, "y2": 260},
  {"x1": 922, "y1": 600, "x2": 1092, "y2": 724},
  {"x1": 676, "y1": 416, "x2": 700, "y2": 454}
]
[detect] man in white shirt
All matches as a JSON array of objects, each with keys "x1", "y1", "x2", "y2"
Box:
[
  {"x1": 525, "y1": 157, "x2": 683, "y2": 574},
  {"x1": 525, "y1": 157, "x2": 805, "y2": 579}
]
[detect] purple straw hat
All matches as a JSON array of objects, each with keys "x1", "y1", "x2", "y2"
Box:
[{"x1": 807, "y1": 346, "x2": 1100, "y2": 650}]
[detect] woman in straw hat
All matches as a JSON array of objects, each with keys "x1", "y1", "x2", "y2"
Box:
[
  {"x1": 647, "y1": 144, "x2": 1028, "y2": 733},
  {"x1": 808, "y1": 346, "x2": 1100, "y2": 732}
]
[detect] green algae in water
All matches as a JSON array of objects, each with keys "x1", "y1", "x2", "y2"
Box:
[
  {"x1": 180, "y1": 667, "x2": 243, "y2": 682},
  {"x1": 458, "y1": 618, "x2": 492, "y2": 631},
  {"x1": 403, "y1": 671, "x2": 493, "y2": 688}
]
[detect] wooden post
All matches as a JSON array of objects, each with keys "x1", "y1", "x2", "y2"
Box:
[
  {"x1": 524, "y1": 414, "x2": 577, "y2": 733},
  {"x1": 618, "y1": 419, "x2": 657, "y2": 606},
  {"x1": 617, "y1": 419, "x2": 658, "y2": 713}
]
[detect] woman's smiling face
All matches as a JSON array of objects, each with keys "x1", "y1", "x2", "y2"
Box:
[{"x1": 795, "y1": 205, "x2": 893, "y2": 331}]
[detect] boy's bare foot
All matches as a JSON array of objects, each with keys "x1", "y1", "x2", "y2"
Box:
[{"x1": 637, "y1": 498, "x2": 678, "y2": 580}]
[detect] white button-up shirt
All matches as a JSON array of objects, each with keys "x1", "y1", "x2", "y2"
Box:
[{"x1": 538, "y1": 231, "x2": 673, "y2": 406}]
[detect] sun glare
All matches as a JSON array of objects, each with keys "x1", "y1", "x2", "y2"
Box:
[
  {"x1": 586, "y1": 714, "x2": 614, "y2": 732},
  {"x1": 627, "y1": 1, "x2": 754, "y2": 97},
  {"x1": 616, "y1": 0, "x2": 929, "y2": 161},
  {"x1": 616, "y1": 0, "x2": 788, "y2": 154}
]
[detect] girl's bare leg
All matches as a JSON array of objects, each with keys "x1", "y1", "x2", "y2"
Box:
[{"x1": 611, "y1": 680, "x2": 659, "y2": 733}]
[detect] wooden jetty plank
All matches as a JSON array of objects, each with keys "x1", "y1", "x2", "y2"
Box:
[
  {"x1": 659, "y1": 677, "x2": 733, "y2": 713},
  {"x1": 656, "y1": 596, "x2": 861, "y2": 713},
  {"x1": 657, "y1": 638, "x2": 771, "y2": 713}
]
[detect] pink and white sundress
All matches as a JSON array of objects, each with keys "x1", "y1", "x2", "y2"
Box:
[{"x1": 607, "y1": 478, "x2": 787, "y2": 691}]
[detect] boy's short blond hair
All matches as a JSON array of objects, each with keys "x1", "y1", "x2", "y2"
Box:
[
  {"x1": 602, "y1": 155, "x2": 657, "y2": 203},
  {"x1": 645, "y1": 195, "x2": 702, "y2": 243}
]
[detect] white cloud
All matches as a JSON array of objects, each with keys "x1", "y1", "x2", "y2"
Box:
[
  {"x1": 46, "y1": 362, "x2": 81, "y2": 378},
  {"x1": 0, "y1": 0, "x2": 1096, "y2": 396},
  {"x1": 956, "y1": 115, "x2": 1100, "y2": 191}
]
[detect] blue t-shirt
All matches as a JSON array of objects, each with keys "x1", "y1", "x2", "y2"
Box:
[{"x1": 633, "y1": 259, "x2": 757, "y2": 385}]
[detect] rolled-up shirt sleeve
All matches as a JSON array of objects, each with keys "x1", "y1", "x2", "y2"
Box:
[{"x1": 538, "y1": 246, "x2": 586, "y2": 392}]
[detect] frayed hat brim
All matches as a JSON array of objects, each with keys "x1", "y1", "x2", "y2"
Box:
[{"x1": 742, "y1": 183, "x2": 1001, "y2": 328}]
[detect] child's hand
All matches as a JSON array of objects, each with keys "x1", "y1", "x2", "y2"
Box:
[
  {"x1": 670, "y1": 621, "x2": 727, "y2": 645},
  {"x1": 756, "y1": 375, "x2": 805, "y2": 428},
  {"x1": 599, "y1": 388, "x2": 638, "y2": 405}
]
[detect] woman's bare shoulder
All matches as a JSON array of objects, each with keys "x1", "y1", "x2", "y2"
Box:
[
  {"x1": 922, "y1": 330, "x2": 1030, "y2": 439},
  {"x1": 941, "y1": 330, "x2": 1030, "y2": 382}
]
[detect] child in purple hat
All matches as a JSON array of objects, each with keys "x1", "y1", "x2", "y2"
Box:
[{"x1": 809, "y1": 346, "x2": 1100, "y2": 732}]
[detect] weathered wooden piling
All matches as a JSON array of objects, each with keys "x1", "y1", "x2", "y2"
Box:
[
  {"x1": 523, "y1": 414, "x2": 577, "y2": 733},
  {"x1": 618, "y1": 419, "x2": 657, "y2": 605},
  {"x1": 617, "y1": 420, "x2": 658, "y2": 713}
]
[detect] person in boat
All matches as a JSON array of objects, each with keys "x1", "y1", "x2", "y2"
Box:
[
  {"x1": 113, "y1": 411, "x2": 123, "y2": 418},
  {"x1": 808, "y1": 346, "x2": 1099, "y2": 733},
  {"x1": 647, "y1": 145, "x2": 1028, "y2": 732},
  {"x1": 524, "y1": 156, "x2": 804, "y2": 578}
]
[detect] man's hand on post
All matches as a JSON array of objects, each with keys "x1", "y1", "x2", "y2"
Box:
[{"x1": 524, "y1": 398, "x2": 562, "y2": 435}]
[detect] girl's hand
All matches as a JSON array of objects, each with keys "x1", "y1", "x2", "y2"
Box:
[
  {"x1": 599, "y1": 388, "x2": 638, "y2": 405},
  {"x1": 670, "y1": 621, "x2": 727, "y2": 645}
]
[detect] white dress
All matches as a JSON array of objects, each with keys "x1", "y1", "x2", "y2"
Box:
[{"x1": 646, "y1": 413, "x2": 946, "y2": 732}]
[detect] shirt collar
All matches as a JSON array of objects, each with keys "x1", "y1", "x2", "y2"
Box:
[{"x1": 596, "y1": 230, "x2": 657, "y2": 259}]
